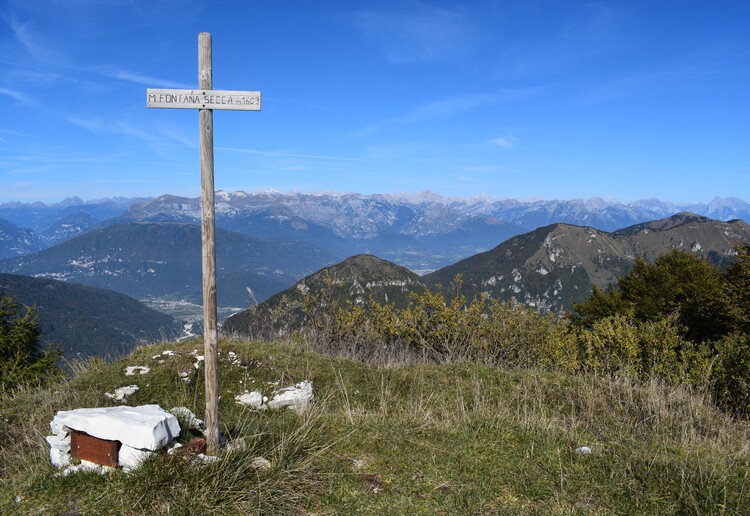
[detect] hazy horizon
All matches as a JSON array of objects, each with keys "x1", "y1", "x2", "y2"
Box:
[{"x1": 1, "y1": 188, "x2": 747, "y2": 209}]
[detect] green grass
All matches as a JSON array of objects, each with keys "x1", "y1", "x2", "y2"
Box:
[{"x1": 2, "y1": 338, "x2": 749, "y2": 514}]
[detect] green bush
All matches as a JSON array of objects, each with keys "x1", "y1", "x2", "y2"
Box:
[
  {"x1": 576, "y1": 314, "x2": 641, "y2": 376},
  {"x1": 479, "y1": 298, "x2": 576, "y2": 371},
  {"x1": 0, "y1": 295, "x2": 61, "y2": 393},
  {"x1": 573, "y1": 250, "x2": 735, "y2": 343},
  {"x1": 726, "y1": 244, "x2": 750, "y2": 333},
  {"x1": 301, "y1": 279, "x2": 574, "y2": 370},
  {"x1": 573, "y1": 313, "x2": 710, "y2": 383},
  {"x1": 710, "y1": 333, "x2": 750, "y2": 415},
  {"x1": 397, "y1": 287, "x2": 485, "y2": 360}
]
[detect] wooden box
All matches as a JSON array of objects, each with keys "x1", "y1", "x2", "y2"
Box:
[{"x1": 70, "y1": 430, "x2": 121, "y2": 468}]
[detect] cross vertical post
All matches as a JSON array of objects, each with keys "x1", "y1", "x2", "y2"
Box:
[
  {"x1": 198, "y1": 32, "x2": 220, "y2": 455},
  {"x1": 146, "y1": 32, "x2": 261, "y2": 456}
]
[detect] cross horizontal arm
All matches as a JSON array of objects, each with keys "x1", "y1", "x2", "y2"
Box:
[{"x1": 147, "y1": 88, "x2": 261, "y2": 111}]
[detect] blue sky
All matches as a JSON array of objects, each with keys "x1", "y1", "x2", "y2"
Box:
[{"x1": 1, "y1": 0, "x2": 749, "y2": 204}]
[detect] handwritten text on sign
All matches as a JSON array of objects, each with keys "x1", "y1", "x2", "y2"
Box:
[{"x1": 146, "y1": 89, "x2": 261, "y2": 111}]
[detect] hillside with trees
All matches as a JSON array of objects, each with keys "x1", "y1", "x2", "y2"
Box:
[{"x1": 0, "y1": 274, "x2": 180, "y2": 360}]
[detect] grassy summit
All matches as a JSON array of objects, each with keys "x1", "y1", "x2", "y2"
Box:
[{"x1": 2, "y1": 337, "x2": 749, "y2": 514}]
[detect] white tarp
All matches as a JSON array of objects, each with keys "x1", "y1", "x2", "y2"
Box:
[{"x1": 51, "y1": 404, "x2": 180, "y2": 451}]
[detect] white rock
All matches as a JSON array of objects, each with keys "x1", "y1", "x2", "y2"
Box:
[
  {"x1": 575, "y1": 446, "x2": 592, "y2": 455},
  {"x1": 267, "y1": 381, "x2": 313, "y2": 413},
  {"x1": 352, "y1": 457, "x2": 368, "y2": 470},
  {"x1": 194, "y1": 453, "x2": 221, "y2": 465},
  {"x1": 226, "y1": 437, "x2": 247, "y2": 451},
  {"x1": 166, "y1": 442, "x2": 183, "y2": 455},
  {"x1": 60, "y1": 460, "x2": 110, "y2": 476},
  {"x1": 124, "y1": 366, "x2": 150, "y2": 376},
  {"x1": 169, "y1": 407, "x2": 204, "y2": 430},
  {"x1": 52, "y1": 405, "x2": 180, "y2": 451},
  {"x1": 234, "y1": 391, "x2": 265, "y2": 409},
  {"x1": 105, "y1": 385, "x2": 139, "y2": 402},
  {"x1": 250, "y1": 457, "x2": 271, "y2": 471}
]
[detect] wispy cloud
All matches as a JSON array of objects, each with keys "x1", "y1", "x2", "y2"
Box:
[
  {"x1": 0, "y1": 87, "x2": 31, "y2": 104},
  {"x1": 580, "y1": 36, "x2": 748, "y2": 104},
  {"x1": 113, "y1": 121, "x2": 169, "y2": 143},
  {"x1": 216, "y1": 146, "x2": 365, "y2": 162},
  {"x1": 557, "y1": 3, "x2": 626, "y2": 56},
  {"x1": 491, "y1": 3, "x2": 630, "y2": 80},
  {"x1": 491, "y1": 134, "x2": 517, "y2": 148},
  {"x1": 6, "y1": 12, "x2": 67, "y2": 65},
  {"x1": 7, "y1": 153, "x2": 116, "y2": 165},
  {"x1": 0, "y1": 129, "x2": 36, "y2": 138},
  {"x1": 95, "y1": 65, "x2": 191, "y2": 88},
  {"x1": 68, "y1": 116, "x2": 108, "y2": 134},
  {"x1": 462, "y1": 165, "x2": 499, "y2": 173},
  {"x1": 68, "y1": 116, "x2": 194, "y2": 147},
  {"x1": 350, "y1": 3, "x2": 474, "y2": 64},
  {"x1": 582, "y1": 65, "x2": 718, "y2": 104},
  {"x1": 4, "y1": 12, "x2": 188, "y2": 90},
  {"x1": 9, "y1": 70, "x2": 64, "y2": 83},
  {"x1": 351, "y1": 86, "x2": 546, "y2": 137}
]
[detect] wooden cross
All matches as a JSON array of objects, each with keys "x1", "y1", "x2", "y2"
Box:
[{"x1": 146, "y1": 32, "x2": 261, "y2": 454}]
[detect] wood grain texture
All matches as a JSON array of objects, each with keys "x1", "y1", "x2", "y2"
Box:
[
  {"x1": 145, "y1": 32, "x2": 261, "y2": 455},
  {"x1": 199, "y1": 31, "x2": 220, "y2": 456}
]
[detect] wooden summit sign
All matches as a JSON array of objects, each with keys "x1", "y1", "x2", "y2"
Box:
[
  {"x1": 146, "y1": 32, "x2": 261, "y2": 455},
  {"x1": 147, "y1": 89, "x2": 260, "y2": 111}
]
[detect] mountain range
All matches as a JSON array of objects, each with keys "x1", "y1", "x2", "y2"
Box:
[
  {"x1": 223, "y1": 212, "x2": 750, "y2": 336},
  {"x1": 2, "y1": 192, "x2": 750, "y2": 273},
  {"x1": 2, "y1": 192, "x2": 750, "y2": 333},
  {"x1": 426, "y1": 212, "x2": 750, "y2": 312}
]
